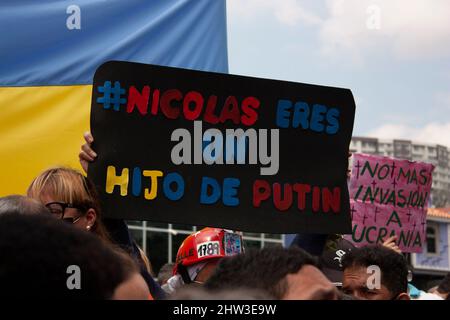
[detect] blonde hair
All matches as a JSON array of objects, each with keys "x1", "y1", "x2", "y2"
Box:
[
  {"x1": 27, "y1": 167, "x2": 111, "y2": 242},
  {"x1": 137, "y1": 244, "x2": 155, "y2": 277}
]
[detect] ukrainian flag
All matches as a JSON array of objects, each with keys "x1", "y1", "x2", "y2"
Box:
[{"x1": 0, "y1": 0, "x2": 228, "y2": 195}]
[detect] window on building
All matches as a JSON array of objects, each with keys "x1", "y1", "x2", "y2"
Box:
[
  {"x1": 362, "y1": 141, "x2": 376, "y2": 149},
  {"x1": 426, "y1": 224, "x2": 439, "y2": 254}
]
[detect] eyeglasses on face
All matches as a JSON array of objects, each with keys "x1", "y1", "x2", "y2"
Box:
[{"x1": 44, "y1": 201, "x2": 84, "y2": 224}]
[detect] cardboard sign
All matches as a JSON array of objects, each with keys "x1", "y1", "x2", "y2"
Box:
[
  {"x1": 345, "y1": 153, "x2": 434, "y2": 252},
  {"x1": 89, "y1": 61, "x2": 356, "y2": 233}
]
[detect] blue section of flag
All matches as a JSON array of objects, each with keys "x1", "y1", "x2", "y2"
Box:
[{"x1": 0, "y1": 0, "x2": 228, "y2": 86}]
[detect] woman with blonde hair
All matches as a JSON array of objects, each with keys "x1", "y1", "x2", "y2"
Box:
[
  {"x1": 27, "y1": 167, "x2": 111, "y2": 241},
  {"x1": 27, "y1": 166, "x2": 166, "y2": 299}
]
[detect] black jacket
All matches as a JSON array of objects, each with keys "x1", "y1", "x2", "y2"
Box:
[{"x1": 103, "y1": 218, "x2": 166, "y2": 300}]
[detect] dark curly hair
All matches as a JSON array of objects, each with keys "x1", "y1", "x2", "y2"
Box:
[{"x1": 341, "y1": 245, "x2": 408, "y2": 298}]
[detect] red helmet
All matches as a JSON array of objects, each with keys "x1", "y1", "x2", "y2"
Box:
[{"x1": 173, "y1": 228, "x2": 243, "y2": 276}]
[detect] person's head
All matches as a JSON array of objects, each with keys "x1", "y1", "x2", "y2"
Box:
[
  {"x1": 174, "y1": 228, "x2": 243, "y2": 285},
  {"x1": 0, "y1": 195, "x2": 47, "y2": 216},
  {"x1": 27, "y1": 166, "x2": 110, "y2": 241},
  {"x1": 436, "y1": 273, "x2": 450, "y2": 300},
  {"x1": 110, "y1": 249, "x2": 151, "y2": 300},
  {"x1": 0, "y1": 213, "x2": 149, "y2": 299},
  {"x1": 205, "y1": 246, "x2": 338, "y2": 300},
  {"x1": 341, "y1": 245, "x2": 410, "y2": 300}
]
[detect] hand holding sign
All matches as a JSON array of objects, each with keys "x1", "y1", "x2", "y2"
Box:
[
  {"x1": 382, "y1": 236, "x2": 401, "y2": 254},
  {"x1": 79, "y1": 132, "x2": 96, "y2": 173},
  {"x1": 88, "y1": 61, "x2": 356, "y2": 233}
]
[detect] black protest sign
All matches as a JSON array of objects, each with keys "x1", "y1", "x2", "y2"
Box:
[{"x1": 89, "y1": 61, "x2": 356, "y2": 233}]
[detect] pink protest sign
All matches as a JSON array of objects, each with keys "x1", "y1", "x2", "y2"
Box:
[{"x1": 345, "y1": 153, "x2": 434, "y2": 253}]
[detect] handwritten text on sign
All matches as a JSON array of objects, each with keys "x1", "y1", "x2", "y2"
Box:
[{"x1": 346, "y1": 154, "x2": 434, "y2": 252}]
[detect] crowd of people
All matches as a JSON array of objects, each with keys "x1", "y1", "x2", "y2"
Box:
[{"x1": 0, "y1": 133, "x2": 448, "y2": 300}]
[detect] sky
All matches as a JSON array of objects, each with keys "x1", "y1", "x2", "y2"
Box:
[{"x1": 226, "y1": 0, "x2": 450, "y2": 147}]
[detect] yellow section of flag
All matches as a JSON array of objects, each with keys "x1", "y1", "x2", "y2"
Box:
[{"x1": 0, "y1": 85, "x2": 92, "y2": 196}]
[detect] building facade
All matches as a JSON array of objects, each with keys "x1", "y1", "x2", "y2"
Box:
[
  {"x1": 350, "y1": 137, "x2": 450, "y2": 207},
  {"x1": 411, "y1": 208, "x2": 450, "y2": 288}
]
